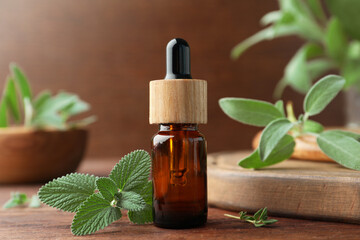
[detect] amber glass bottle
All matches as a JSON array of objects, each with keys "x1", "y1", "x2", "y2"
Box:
[
  {"x1": 151, "y1": 123, "x2": 207, "y2": 228},
  {"x1": 149, "y1": 38, "x2": 208, "y2": 229}
]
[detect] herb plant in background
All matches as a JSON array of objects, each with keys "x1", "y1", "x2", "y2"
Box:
[
  {"x1": 38, "y1": 150, "x2": 153, "y2": 236},
  {"x1": 220, "y1": 75, "x2": 360, "y2": 170},
  {"x1": 0, "y1": 63, "x2": 95, "y2": 129},
  {"x1": 231, "y1": 0, "x2": 360, "y2": 96}
]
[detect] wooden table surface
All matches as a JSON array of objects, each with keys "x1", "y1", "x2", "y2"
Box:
[{"x1": 1, "y1": 159, "x2": 360, "y2": 240}]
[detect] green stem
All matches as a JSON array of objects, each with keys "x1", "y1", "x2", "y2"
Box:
[{"x1": 224, "y1": 214, "x2": 241, "y2": 220}]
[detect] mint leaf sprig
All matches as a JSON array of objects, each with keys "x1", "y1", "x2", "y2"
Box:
[
  {"x1": 2, "y1": 192, "x2": 41, "y2": 209},
  {"x1": 225, "y1": 208, "x2": 278, "y2": 227},
  {"x1": 38, "y1": 149, "x2": 153, "y2": 236},
  {"x1": 220, "y1": 75, "x2": 360, "y2": 171}
]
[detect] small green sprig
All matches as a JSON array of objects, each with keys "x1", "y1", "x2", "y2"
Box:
[
  {"x1": 0, "y1": 63, "x2": 96, "y2": 129},
  {"x1": 225, "y1": 208, "x2": 278, "y2": 227},
  {"x1": 220, "y1": 74, "x2": 360, "y2": 171},
  {"x1": 38, "y1": 150, "x2": 153, "y2": 236},
  {"x1": 2, "y1": 192, "x2": 41, "y2": 209}
]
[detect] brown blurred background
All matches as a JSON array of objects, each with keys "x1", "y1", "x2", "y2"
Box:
[{"x1": 0, "y1": 0, "x2": 344, "y2": 158}]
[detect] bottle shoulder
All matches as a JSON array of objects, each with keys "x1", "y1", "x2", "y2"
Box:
[{"x1": 151, "y1": 130, "x2": 206, "y2": 144}]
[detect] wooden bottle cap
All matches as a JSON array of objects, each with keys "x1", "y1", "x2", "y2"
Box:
[{"x1": 149, "y1": 79, "x2": 207, "y2": 124}]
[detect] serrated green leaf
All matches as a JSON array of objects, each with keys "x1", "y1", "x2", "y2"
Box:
[
  {"x1": 109, "y1": 150, "x2": 151, "y2": 192},
  {"x1": 33, "y1": 90, "x2": 51, "y2": 110},
  {"x1": 219, "y1": 98, "x2": 283, "y2": 127},
  {"x1": 115, "y1": 191, "x2": 146, "y2": 212},
  {"x1": 317, "y1": 130, "x2": 360, "y2": 170},
  {"x1": 96, "y1": 177, "x2": 118, "y2": 202},
  {"x1": 274, "y1": 100, "x2": 285, "y2": 117},
  {"x1": 71, "y1": 193, "x2": 122, "y2": 236},
  {"x1": 38, "y1": 173, "x2": 97, "y2": 212},
  {"x1": 2, "y1": 192, "x2": 28, "y2": 209},
  {"x1": 325, "y1": 17, "x2": 348, "y2": 64},
  {"x1": 259, "y1": 118, "x2": 294, "y2": 161},
  {"x1": 304, "y1": 75, "x2": 345, "y2": 116},
  {"x1": 303, "y1": 120, "x2": 324, "y2": 134},
  {"x1": 10, "y1": 63, "x2": 32, "y2": 100},
  {"x1": 4, "y1": 76, "x2": 20, "y2": 123},
  {"x1": 239, "y1": 134, "x2": 295, "y2": 169},
  {"x1": 128, "y1": 204, "x2": 153, "y2": 224},
  {"x1": 29, "y1": 195, "x2": 41, "y2": 208}
]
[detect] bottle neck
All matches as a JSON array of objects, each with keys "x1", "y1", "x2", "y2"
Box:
[{"x1": 159, "y1": 124, "x2": 198, "y2": 131}]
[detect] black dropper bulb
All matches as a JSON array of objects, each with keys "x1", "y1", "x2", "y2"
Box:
[{"x1": 165, "y1": 38, "x2": 192, "y2": 79}]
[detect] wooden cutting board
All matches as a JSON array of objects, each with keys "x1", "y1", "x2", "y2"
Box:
[{"x1": 208, "y1": 151, "x2": 360, "y2": 224}]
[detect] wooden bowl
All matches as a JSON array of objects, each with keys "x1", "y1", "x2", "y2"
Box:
[{"x1": 0, "y1": 127, "x2": 88, "y2": 183}]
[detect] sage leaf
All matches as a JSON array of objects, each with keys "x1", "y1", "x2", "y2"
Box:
[
  {"x1": 284, "y1": 43, "x2": 323, "y2": 93},
  {"x1": 239, "y1": 134, "x2": 295, "y2": 169},
  {"x1": 4, "y1": 76, "x2": 20, "y2": 123},
  {"x1": 259, "y1": 118, "x2": 294, "y2": 161},
  {"x1": 303, "y1": 75, "x2": 345, "y2": 116},
  {"x1": 274, "y1": 100, "x2": 285, "y2": 117},
  {"x1": 317, "y1": 130, "x2": 360, "y2": 170},
  {"x1": 219, "y1": 98, "x2": 283, "y2": 127},
  {"x1": 325, "y1": 17, "x2": 348, "y2": 64},
  {"x1": 303, "y1": 120, "x2": 324, "y2": 134},
  {"x1": 10, "y1": 63, "x2": 32, "y2": 100},
  {"x1": 326, "y1": 0, "x2": 360, "y2": 40}
]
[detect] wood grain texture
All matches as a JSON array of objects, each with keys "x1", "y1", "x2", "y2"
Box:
[
  {"x1": 208, "y1": 151, "x2": 360, "y2": 224},
  {"x1": 0, "y1": 128, "x2": 87, "y2": 184},
  {"x1": 1, "y1": 159, "x2": 360, "y2": 240},
  {"x1": 149, "y1": 79, "x2": 207, "y2": 124},
  {"x1": 0, "y1": 0, "x2": 345, "y2": 158}
]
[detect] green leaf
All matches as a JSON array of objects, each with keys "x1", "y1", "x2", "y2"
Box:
[
  {"x1": 325, "y1": 17, "x2": 348, "y2": 64},
  {"x1": 60, "y1": 98, "x2": 89, "y2": 118},
  {"x1": 115, "y1": 191, "x2": 146, "y2": 211},
  {"x1": 127, "y1": 181, "x2": 153, "y2": 224},
  {"x1": 263, "y1": 219, "x2": 278, "y2": 224},
  {"x1": 2, "y1": 192, "x2": 28, "y2": 209},
  {"x1": 96, "y1": 177, "x2": 118, "y2": 202},
  {"x1": 71, "y1": 193, "x2": 122, "y2": 236},
  {"x1": 307, "y1": 59, "x2": 335, "y2": 80},
  {"x1": 326, "y1": 0, "x2": 360, "y2": 40},
  {"x1": 10, "y1": 63, "x2": 32, "y2": 100},
  {"x1": 317, "y1": 130, "x2": 360, "y2": 170},
  {"x1": 38, "y1": 173, "x2": 97, "y2": 212},
  {"x1": 239, "y1": 134, "x2": 295, "y2": 169},
  {"x1": 284, "y1": 43, "x2": 323, "y2": 94},
  {"x1": 23, "y1": 97, "x2": 33, "y2": 127},
  {"x1": 219, "y1": 98, "x2": 283, "y2": 127},
  {"x1": 67, "y1": 116, "x2": 97, "y2": 129},
  {"x1": 36, "y1": 92, "x2": 77, "y2": 115},
  {"x1": 260, "y1": 11, "x2": 283, "y2": 26},
  {"x1": 274, "y1": 100, "x2": 285, "y2": 117},
  {"x1": 4, "y1": 76, "x2": 20, "y2": 123},
  {"x1": 109, "y1": 150, "x2": 151, "y2": 192},
  {"x1": 29, "y1": 195, "x2": 41, "y2": 208},
  {"x1": 33, "y1": 90, "x2": 51, "y2": 110},
  {"x1": 259, "y1": 118, "x2": 294, "y2": 161},
  {"x1": 327, "y1": 130, "x2": 360, "y2": 140},
  {"x1": 303, "y1": 120, "x2": 324, "y2": 134},
  {"x1": 303, "y1": 75, "x2": 345, "y2": 116},
  {"x1": 128, "y1": 204, "x2": 153, "y2": 224},
  {"x1": 0, "y1": 100, "x2": 7, "y2": 127},
  {"x1": 253, "y1": 208, "x2": 263, "y2": 220},
  {"x1": 306, "y1": 0, "x2": 327, "y2": 22}
]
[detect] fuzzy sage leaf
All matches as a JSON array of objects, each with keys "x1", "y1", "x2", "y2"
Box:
[
  {"x1": 219, "y1": 98, "x2": 283, "y2": 127},
  {"x1": 303, "y1": 75, "x2": 345, "y2": 116},
  {"x1": 259, "y1": 118, "x2": 294, "y2": 161}
]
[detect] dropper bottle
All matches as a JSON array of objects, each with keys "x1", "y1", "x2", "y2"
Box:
[{"x1": 149, "y1": 38, "x2": 208, "y2": 229}]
